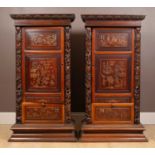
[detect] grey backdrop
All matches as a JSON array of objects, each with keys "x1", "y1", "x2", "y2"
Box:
[{"x1": 0, "y1": 7, "x2": 154, "y2": 112}]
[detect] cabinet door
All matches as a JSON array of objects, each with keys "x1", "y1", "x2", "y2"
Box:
[
  {"x1": 92, "y1": 28, "x2": 134, "y2": 124},
  {"x1": 22, "y1": 27, "x2": 64, "y2": 123}
]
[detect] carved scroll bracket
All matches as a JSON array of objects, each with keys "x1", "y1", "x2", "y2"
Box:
[{"x1": 134, "y1": 27, "x2": 141, "y2": 124}]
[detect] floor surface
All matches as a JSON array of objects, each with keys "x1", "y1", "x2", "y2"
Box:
[{"x1": 0, "y1": 125, "x2": 155, "y2": 148}]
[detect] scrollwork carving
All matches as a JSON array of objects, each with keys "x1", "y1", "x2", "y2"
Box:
[
  {"x1": 134, "y1": 27, "x2": 141, "y2": 124},
  {"x1": 85, "y1": 27, "x2": 92, "y2": 123},
  {"x1": 64, "y1": 26, "x2": 72, "y2": 123},
  {"x1": 16, "y1": 27, "x2": 22, "y2": 123}
]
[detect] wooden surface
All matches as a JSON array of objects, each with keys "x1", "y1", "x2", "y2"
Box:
[
  {"x1": 81, "y1": 14, "x2": 145, "y2": 27},
  {"x1": 0, "y1": 124, "x2": 154, "y2": 147},
  {"x1": 82, "y1": 14, "x2": 145, "y2": 142},
  {"x1": 10, "y1": 14, "x2": 75, "y2": 142},
  {"x1": 80, "y1": 123, "x2": 147, "y2": 142},
  {"x1": 10, "y1": 14, "x2": 75, "y2": 26},
  {"x1": 9, "y1": 123, "x2": 76, "y2": 142}
]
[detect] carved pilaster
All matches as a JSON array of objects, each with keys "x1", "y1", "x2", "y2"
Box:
[
  {"x1": 134, "y1": 27, "x2": 141, "y2": 124},
  {"x1": 85, "y1": 27, "x2": 92, "y2": 123},
  {"x1": 64, "y1": 26, "x2": 72, "y2": 123},
  {"x1": 16, "y1": 26, "x2": 22, "y2": 123}
]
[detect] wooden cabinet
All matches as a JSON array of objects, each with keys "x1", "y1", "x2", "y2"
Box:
[
  {"x1": 9, "y1": 14, "x2": 75, "y2": 142},
  {"x1": 81, "y1": 14, "x2": 147, "y2": 142}
]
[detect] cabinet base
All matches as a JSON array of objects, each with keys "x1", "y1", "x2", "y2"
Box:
[
  {"x1": 80, "y1": 123, "x2": 147, "y2": 142},
  {"x1": 9, "y1": 123, "x2": 76, "y2": 142}
]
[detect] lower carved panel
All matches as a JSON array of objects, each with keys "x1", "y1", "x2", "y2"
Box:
[
  {"x1": 92, "y1": 103, "x2": 133, "y2": 124},
  {"x1": 22, "y1": 102, "x2": 64, "y2": 123}
]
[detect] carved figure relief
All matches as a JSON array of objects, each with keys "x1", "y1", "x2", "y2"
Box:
[
  {"x1": 29, "y1": 32, "x2": 57, "y2": 46},
  {"x1": 29, "y1": 59, "x2": 57, "y2": 89},
  {"x1": 98, "y1": 33, "x2": 128, "y2": 47},
  {"x1": 25, "y1": 29, "x2": 61, "y2": 50},
  {"x1": 100, "y1": 59, "x2": 127, "y2": 90},
  {"x1": 95, "y1": 29, "x2": 132, "y2": 51}
]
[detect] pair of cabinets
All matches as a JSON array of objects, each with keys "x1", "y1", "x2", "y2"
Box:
[{"x1": 9, "y1": 14, "x2": 147, "y2": 142}]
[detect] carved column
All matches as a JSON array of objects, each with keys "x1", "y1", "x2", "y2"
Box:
[
  {"x1": 85, "y1": 27, "x2": 92, "y2": 123},
  {"x1": 16, "y1": 26, "x2": 22, "y2": 123},
  {"x1": 134, "y1": 27, "x2": 141, "y2": 124},
  {"x1": 64, "y1": 26, "x2": 72, "y2": 123}
]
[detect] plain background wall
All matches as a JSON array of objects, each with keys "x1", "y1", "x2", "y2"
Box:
[{"x1": 0, "y1": 7, "x2": 154, "y2": 112}]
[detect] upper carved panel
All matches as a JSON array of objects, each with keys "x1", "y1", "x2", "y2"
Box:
[
  {"x1": 25, "y1": 28, "x2": 61, "y2": 50},
  {"x1": 95, "y1": 29, "x2": 132, "y2": 51},
  {"x1": 25, "y1": 54, "x2": 61, "y2": 92},
  {"x1": 95, "y1": 54, "x2": 131, "y2": 93}
]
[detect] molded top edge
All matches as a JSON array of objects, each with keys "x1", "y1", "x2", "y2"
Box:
[
  {"x1": 81, "y1": 14, "x2": 145, "y2": 22},
  {"x1": 10, "y1": 14, "x2": 75, "y2": 22}
]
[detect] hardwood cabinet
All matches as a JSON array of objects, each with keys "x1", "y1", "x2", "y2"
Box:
[
  {"x1": 9, "y1": 14, "x2": 75, "y2": 142},
  {"x1": 81, "y1": 14, "x2": 147, "y2": 142}
]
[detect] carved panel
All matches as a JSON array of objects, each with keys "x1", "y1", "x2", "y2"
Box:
[
  {"x1": 25, "y1": 28, "x2": 61, "y2": 50},
  {"x1": 93, "y1": 104, "x2": 132, "y2": 123},
  {"x1": 95, "y1": 29, "x2": 132, "y2": 51},
  {"x1": 94, "y1": 96, "x2": 132, "y2": 103},
  {"x1": 25, "y1": 54, "x2": 61, "y2": 92},
  {"x1": 22, "y1": 103, "x2": 64, "y2": 123},
  {"x1": 95, "y1": 54, "x2": 131, "y2": 93}
]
